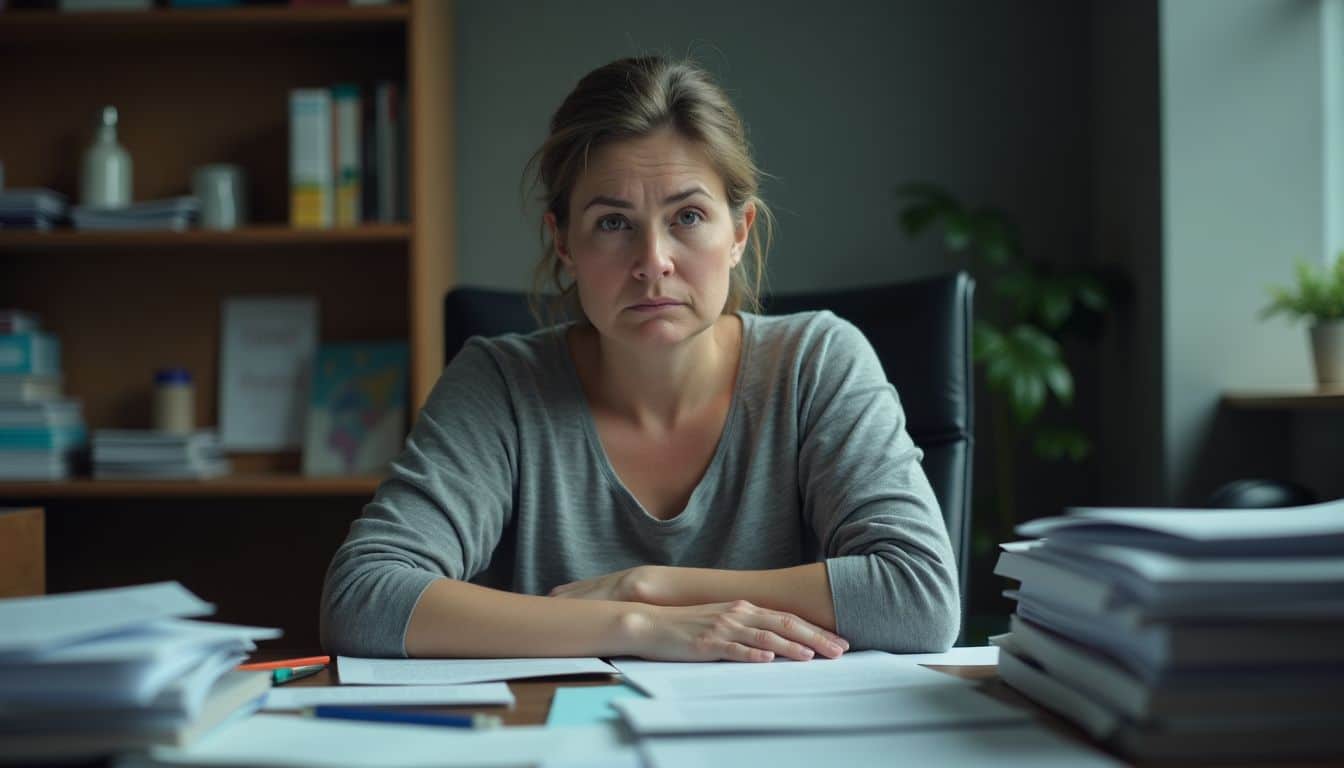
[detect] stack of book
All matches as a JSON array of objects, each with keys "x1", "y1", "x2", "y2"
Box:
[
  {"x1": 993, "y1": 499, "x2": 1344, "y2": 762},
  {"x1": 0, "y1": 582, "x2": 278, "y2": 761},
  {"x1": 92, "y1": 429, "x2": 230, "y2": 479},
  {"x1": 0, "y1": 310, "x2": 85, "y2": 479},
  {"x1": 71, "y1": 196, "x2": 199, "y2": 231},
  {"x1": 289, "y1": 80, "x2": 406, "y2": 228},
  {"x1": 0, "y1": 188, "x2": 67, "y2": 230}
]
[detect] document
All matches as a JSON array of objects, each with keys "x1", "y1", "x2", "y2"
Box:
[
  {"x1": 898, "y1": 645, "x2": 999, "y2": 666},
  {"x1": 610, "y1": 650, "x2": 967, "y2": 699},
  {"x1": 613, "y1": 684, "x2": 1029, "y2": 735},
  {"x1": 545, "y1": 684, "x2": 646, "y2": 727},
  {"x1": 0, "y1": 582, "x2": 213, "y2": 656},
  {"x1": 263, "y1": 683, "x2": 515, "y2": 711},
  {"x1": 148, "y1": 714, "x2": 636, "y2": 768},
  {"x1": 638, "y1": 723, "x2": 1126, "y2": 768},
  {"x1": 1017, "y1": 498, "x2": 1344, "y2": 553},
  {"x1": 336, "y1": 656, "x2": 616, "y2": 686}
]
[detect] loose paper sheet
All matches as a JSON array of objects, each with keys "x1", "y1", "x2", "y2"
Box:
[
  {"x1": 264, "y1": 683, "x2": 515, "y2": 711},
  {"x1": 336, "y1": 656, "x2": 615, "y2": 686}
]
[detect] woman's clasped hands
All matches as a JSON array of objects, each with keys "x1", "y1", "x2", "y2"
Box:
[{"x1": 549, "y1": 565, "x2": 850, "y2": 663}]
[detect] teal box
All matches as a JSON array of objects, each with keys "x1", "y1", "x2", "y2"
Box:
[{"x1": 0, "y1": 333, "x2": 60, "y2": 376}]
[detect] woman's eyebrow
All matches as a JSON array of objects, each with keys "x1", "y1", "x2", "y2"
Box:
[{"x1": 581, "y1": 186, "x2": 713, "y2": 212}]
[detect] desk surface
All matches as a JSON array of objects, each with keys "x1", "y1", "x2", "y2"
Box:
[{"x1": 260, "y1": 659, "x2": 1340, "y2": 768}]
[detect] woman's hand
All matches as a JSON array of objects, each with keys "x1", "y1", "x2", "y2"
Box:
[
  {"x1": 621, "y1": 600, "x2": 849, "y2": 662},
  {"x1": 548, "y1": 565, "x2": 663, "y2": 603}
]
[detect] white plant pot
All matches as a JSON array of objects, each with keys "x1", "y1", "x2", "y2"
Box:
[{"x1": 1309, "y1": 320, "x2": 1344, "y2": 387}]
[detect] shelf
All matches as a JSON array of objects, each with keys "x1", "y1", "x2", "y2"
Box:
[
  {"x1": 0, "y1": 4, "x2": 407, "y2": 43},
  {"x1": 0, "y1": 473, "x2": 384, "y2": 499},
  {"x1": 1221, "y1": 390, "x2": 1344, "y2": 411},
  {"x1": 0, "y1": 224, "x2": 411, "y2": 254}
]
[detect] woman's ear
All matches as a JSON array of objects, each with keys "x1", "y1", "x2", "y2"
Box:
[
  {"x1": 544, "y1": 211, "x2": 573, "y2": 271},
  {"x1": 732, "y1": 202, "x2": 757, "y2": 266}
]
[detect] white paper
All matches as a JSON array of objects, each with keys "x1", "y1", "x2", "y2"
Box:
[
  {"x1": 219, "y1": 296, "x2": 318, "y2": 450},
  {"x1": 1019, "y1": 498, "x2": 1344, "y2": 542},
  {"x1": 263, "y1": 683, "x2": 515, "y2": 710},
  {"x1": 611, "y1": 650, "x2": 968, "y2": 699},
  {"x1": 639, "y1": 723, "x2": 1125, "y2": 768},
  {"x1": 613, "y1": 684, "x2": 1027, "y2": 735},
  {"x1": 0, "y1": 582, "x2": 213, "y2": 657},
  {"x1": 898, "y1": 645, "x2": 999, "y2": 666},
  {"x1": 336, "y1": 656, "x2": 616, "y2": 686},
  {"x1": 147, "y1": 714, "x2": 634, "y2": 768}
]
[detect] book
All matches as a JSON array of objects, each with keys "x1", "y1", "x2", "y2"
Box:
[
  {"x1": 289, "y1": 88, "x2": 335, "y2": 228},
  {"x1": 218, "y1": 297, "x2": 318, "y2": 451},
  {"x1": 0, "y1": 374, "x2": 60, "y2": 402},
  {"x1": 332, "y1": 83, "x2": 362, "y2": 227},
  {"x1": 0, "y1": 399, "x2": 81, "y2": 429},
  {"x1": 0, "y1": 332, "x2": 60, "y2": 376},
  {"x1": 302, "y1": 341, "x2": 408, "y2": 476},
  {"x1": 71, "y1": 196, "x2": 199, "y2": 232},
  {"x1": 374, "y1": 81, "x2": 400, "y2": 223}
]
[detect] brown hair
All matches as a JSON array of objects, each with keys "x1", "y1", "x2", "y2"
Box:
[{"x1": 525, "y1": 56, "x2": 774, "y2": 324}]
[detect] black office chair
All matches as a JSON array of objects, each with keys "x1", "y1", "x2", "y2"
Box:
[{"x1": 443, "y1": 272, "x2": 976, "y2": 612}]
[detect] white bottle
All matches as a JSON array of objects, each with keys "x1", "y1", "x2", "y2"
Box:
[{"x1": 80, "y1": 105, "x2": 132, "y2": 209}]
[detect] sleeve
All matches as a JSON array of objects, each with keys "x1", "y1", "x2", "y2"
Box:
[
  {"x1": 796, "y1": 315, "x2": 961, "y2": 652},
  {"x1": 320, "y1": 340, "x2": 519, "y2": 658}
]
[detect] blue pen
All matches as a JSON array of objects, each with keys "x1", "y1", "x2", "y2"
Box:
[{"x1": 308, "y1": 705, "x2": 502, "y2": 729}]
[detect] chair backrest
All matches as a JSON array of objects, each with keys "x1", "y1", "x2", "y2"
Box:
[{"x1": 443, "y1": 272, "x2": 975, "y2": 605}]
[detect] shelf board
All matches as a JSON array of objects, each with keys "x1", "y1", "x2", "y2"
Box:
[
  {"x1": 0, "y1": 473, "x2": 383, "y2": 499},
  {"x1": 0, "y1": 224, "x2": 411, "y2": 253},
  {"x1": 0, "y1": 4, "x2": 407, "y2": 42},
  {"x1": 1221, "y1": 390, "x2": 1344, "y2": 410}
]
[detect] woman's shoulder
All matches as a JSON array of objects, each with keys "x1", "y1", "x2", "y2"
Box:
[
  {"x1": 743, "y1": 309, "x2": 867, "y2": 361},
  {"x1": 453, "y1": 323, "x2": 570, "y2": 375}
]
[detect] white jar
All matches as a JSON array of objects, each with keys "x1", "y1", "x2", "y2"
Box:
[
  {"x1": 81, "y1": 105, "x2": 132, "y2": 209},
  {"x1": 153, "y1": 368, "x2": 195, "y2": 435}
]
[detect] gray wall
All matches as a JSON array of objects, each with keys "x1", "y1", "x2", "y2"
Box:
[
  {"x1": 1160, "y1": 0, "x2": 1330, "y2": 503},
  {"x1": 455, "y1": 0, "x2": 1093, "y2": 296},
  {"x1": 1093, "y1": 1, "x2": 1164, "y2": 506}
]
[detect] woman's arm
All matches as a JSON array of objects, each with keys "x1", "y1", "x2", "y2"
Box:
[
  {"x1": 550, "y1": 563, "x2": 841, "y2": 637},
  {"x1": 405, "y1": 577, "x2": 846, "y2": 661}
]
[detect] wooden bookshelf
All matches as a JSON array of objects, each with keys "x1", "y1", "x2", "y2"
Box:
[
  {"x1": 1221, "y1": 390, "x2": 1344, "y2": 410},
  {"x1": 0, "y1": 474, "x2": 382, "y2": 499},
  {"x1": 0, "y1": 4, "x2": 408, "y2": 43},
  {"x1": 0, "y1": 1, "x2": 453, "y2": 645}
]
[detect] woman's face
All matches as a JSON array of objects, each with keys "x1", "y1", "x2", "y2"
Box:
[{"x1": 547, "y1": 128, "x2": 753, "y2": 350}]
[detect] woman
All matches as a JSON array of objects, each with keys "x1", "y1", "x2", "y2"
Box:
[{"x1": 321, "y1": 57, "x2": 959, "y2": 661}]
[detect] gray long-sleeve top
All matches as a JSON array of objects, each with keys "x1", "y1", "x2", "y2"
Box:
[{"x1": 321, "y1": 310, "x2": 960, "y2": 657}]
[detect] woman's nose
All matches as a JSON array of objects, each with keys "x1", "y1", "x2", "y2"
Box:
[{"x1": 632, "y1": 230, "x2": 674, "y2": 280}]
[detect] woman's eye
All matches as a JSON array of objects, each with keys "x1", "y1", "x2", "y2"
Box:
[
  {"x1": 676, "y1": 209, "x2": 704, "y2": 227},
  {"x1": 597, "y1": 215, "x2": 629, "y2": 232}
]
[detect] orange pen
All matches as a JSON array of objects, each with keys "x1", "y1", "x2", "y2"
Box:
[{"x1": 237, "y1": 655, "x2": 331, "y2": 672}]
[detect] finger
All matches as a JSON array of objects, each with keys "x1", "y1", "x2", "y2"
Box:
[
  {"x1": 720, "y1": 641, "x2": 773, "y2": 663},
  {"x1": 760, "y1": 613, "x2": 847, "y2": 659},
  {"x1": 738, "y1": 626, "x2": 815, "y2": 662}
]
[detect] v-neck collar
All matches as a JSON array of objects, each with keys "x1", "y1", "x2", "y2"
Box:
[{"x1": 555, "y1": 313, "x2": 755, "y2": 529}]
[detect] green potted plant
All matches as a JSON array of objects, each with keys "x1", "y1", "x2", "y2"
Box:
[{"x1": 1261, "y1": 254, "x2": 1344, "y2": 387}]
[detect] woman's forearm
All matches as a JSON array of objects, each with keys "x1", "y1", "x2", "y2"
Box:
[
  {"x1": 405, "y1": 578, "x2": 643, "y2": 658},
  {"x1": 638, "y1": 563, "x2": 838, "y2": 633}
]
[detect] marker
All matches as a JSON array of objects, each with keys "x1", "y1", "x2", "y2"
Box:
[
  {"x1": 272, "y1": 664, "x2": 326, "y2": 685},
  {"x1": 308, "y1": 705, "x2": 502, "y2": 729},
  {"x1": 239, "y1": 655, "x2": 330, "y2": 672}
]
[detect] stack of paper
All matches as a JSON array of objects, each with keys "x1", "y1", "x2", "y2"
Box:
[
  {"x1": 993, "y1": 499, "x2": 1344, "y2": 762},
  {"x1": 0, "y1": 189, "x2": 67, "y2": 230},
  {"x1": 93, "y1": 429, "x2": 230, "y2": 479},
  {"x1": 0, "y1": 582, "x2": 279, "y2": 761},
  {"x1": 71, "y1": 196, "x2": 198, "y2": 231}
]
